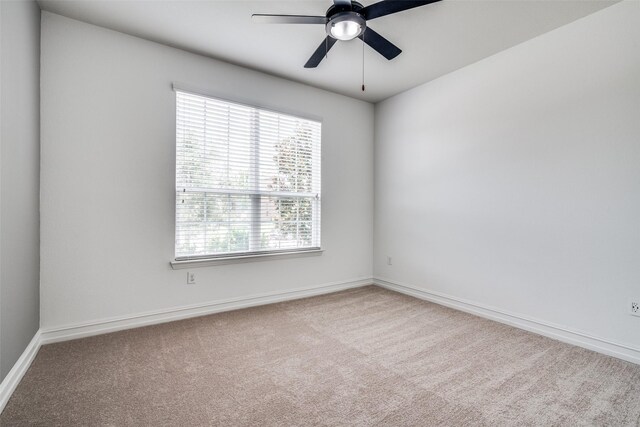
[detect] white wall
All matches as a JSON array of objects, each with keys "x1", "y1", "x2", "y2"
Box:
[
  {"x1": 0, "y1": 0, "x2": 41, "y2": 381},
  {"x1": 40, "y1": 13, "x2": 373, "y2": 329},
  {"x1": 374, "y1": 1, "x2": 640, "y2": 350}
]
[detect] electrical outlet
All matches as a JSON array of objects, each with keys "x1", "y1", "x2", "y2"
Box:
[
  {"x1": 187, "y1": 272, "x2": 196, "y2": 285},
  {"x1": 631, "y1": 301, "x2": 640, "y2": 316},
  {"x1": 387, "y1": 256, "x2": 392, "y2": 266}
]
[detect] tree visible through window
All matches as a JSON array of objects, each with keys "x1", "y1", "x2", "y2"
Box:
[{"x1": 175, "y1": 90, "x2": 321, "y2": 259}]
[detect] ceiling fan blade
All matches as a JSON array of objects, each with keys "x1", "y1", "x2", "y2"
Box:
[
  {"x1": 358, "y1": 27, "x2": 402, "y2": 60},
  {"x1": 360, "y1": 0, "x2": 441, "y2": 20},
  {"x1": 304, "y1": 37, "x2": 338, "y2": 68},
  {"x1": 252, "y1": 14, "x2": 327, "y2": 25},
  {"x1": 333, "y1": 0, "x2": 352, "y2": 6}
]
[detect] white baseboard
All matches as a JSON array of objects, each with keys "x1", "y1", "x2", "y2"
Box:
[
  {"x1": 374, "y1": 277, "x2": 640, "y2": 365},
  {"x1": 40, "y1": 277, "x2": 372, "y2": 345},
  {"x1": 0, "y1": 330, "x2": 42, "y2": 414}
]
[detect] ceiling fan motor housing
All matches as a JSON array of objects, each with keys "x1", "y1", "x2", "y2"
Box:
[{"x1": 325, "y1": 1, "x2": 366, "y2": 41}]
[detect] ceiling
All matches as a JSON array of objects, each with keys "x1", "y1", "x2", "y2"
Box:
[{"x1": 37, "y1": 0, "x2": 616, "y2": 103}]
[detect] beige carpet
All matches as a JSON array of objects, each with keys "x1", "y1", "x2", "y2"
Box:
[{"x1": 2, "y1": 286, "x2": 640, "y2": 426}]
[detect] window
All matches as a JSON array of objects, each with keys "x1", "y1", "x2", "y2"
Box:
[{"x1": 175, "y1": 89, "x2": 321, "y2": 260}]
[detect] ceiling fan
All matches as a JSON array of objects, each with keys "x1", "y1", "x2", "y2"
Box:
[{"x1": 252, "y1": 0, "x2": 441, "y2": 68}]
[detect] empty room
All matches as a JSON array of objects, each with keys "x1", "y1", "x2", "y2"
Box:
[{"x1": 1, "y1": 0, "x2": 639, "y2": 424}]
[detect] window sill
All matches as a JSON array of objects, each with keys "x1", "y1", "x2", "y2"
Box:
[{"x1": 170, "y1": 248, "x2": 324, "y2": 269}]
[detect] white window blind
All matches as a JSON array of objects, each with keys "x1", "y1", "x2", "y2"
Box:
[{"x1": 175, "y1": 90, "x2": 321, "y2": 260}]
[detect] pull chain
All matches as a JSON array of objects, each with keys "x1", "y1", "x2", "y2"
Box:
[{"x1": 361, "y1": 33, "x2": 366, "y2": 92}]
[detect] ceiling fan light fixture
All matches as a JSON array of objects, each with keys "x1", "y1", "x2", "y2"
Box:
[
  {"x1": 326, "y1": 12, "x2": 365, "y2": 41},
  {"x1": 331, "y1": 20, "x2": 361, "y2": 40}
]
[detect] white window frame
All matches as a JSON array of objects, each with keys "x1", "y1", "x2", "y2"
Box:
[{"x1": 171, "y1": 85, "x2": 322, "y2": 268}]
